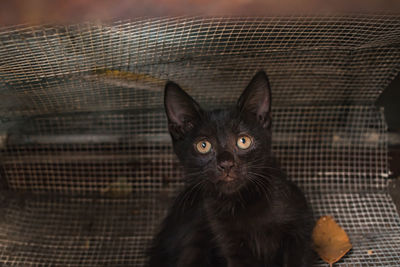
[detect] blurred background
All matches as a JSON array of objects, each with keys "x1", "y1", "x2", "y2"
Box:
[
  {"x1": 0, "y1": 0, "x2": 400, "y2": 209},
  {"x1": 1, "y1": 0, "x2": 399, "y2": 212},
  {"x1": 0, "y1": 2, "x2": 400, "y2": 265},
  {"x1": 1, "y1": 0, "x2": 400, "y2": 25},
  {"x1": 0, "y1": 0, "x2": 399, "y2": 207}
]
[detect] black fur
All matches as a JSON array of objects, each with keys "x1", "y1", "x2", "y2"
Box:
[{"x1": 148, "y1": 71, "x2": 314, "y2": 267}]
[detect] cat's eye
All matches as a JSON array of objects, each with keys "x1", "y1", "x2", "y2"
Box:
[
  {"x1": 237, "y1": 135, "x2": 252, "y2": 150},
  {"x1": 195, "y1": 140, "x2": 212, "y2": 154}
]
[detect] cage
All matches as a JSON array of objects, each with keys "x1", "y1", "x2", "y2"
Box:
[{"x1": 0, "y1": 15, "x2": 400, "y2": 266}]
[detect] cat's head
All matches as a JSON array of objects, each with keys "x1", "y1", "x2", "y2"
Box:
[{"x1": 164, "y1": 71, "x2": 273, "y2": 195}]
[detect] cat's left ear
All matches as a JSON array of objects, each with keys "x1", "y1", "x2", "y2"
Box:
[{"x1": 237, "y1": 70, "x2": 271, "y2": 128}]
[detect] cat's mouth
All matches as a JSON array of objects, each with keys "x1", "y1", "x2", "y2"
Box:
[
  {"x1": 220, "y1": 173, "x2": 236, "y2": 182},
  {"x1": 215, "y1": 173, "x2": 244, "y2": 194},
  {"x1": 222, "y1": 174, "x2": 235, "y2": 182}
]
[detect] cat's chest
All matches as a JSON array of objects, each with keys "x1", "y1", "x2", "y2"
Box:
[
  {"x1": 207, "y1": 200, "x2": 272, "y2": 231},
  {"x1": 208, "y1": 207, "x2": 271, "y2": 235},
  {"x1": 204, "y1": 199, "x2": 283, "y2": 257}
]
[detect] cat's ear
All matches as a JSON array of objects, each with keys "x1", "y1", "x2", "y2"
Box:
[
  {"x1": 237, "y1": 70, "x2": 271, "y2": 128},
  {"x1": 164, "y1": 81, "x2": 203, "y2": 139}
]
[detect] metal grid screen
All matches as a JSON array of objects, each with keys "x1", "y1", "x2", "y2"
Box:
[{"x1": 0, "y1": 16, "x2": 400, "y2": 266}]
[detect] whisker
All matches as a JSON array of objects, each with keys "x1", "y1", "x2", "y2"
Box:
[{"x1": 251, "y1": 178, "x2": 271, "y2": 201}]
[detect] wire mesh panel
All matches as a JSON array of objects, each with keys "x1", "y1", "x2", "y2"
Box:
[
  {"x1": 0, "y1": 16, "x2": 400, "y2": 266},
  {"x1": 1, "y1": 16, "x2": 400, "y2": 117},
  {"x1": 1, "y1": 106, "x2": 389, "y2": 194},
  {"x1": 0, "y1": 192, "x2": 399, "y2": 266}
]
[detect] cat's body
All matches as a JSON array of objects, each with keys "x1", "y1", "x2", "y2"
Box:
[{"x1": 149, "y1": 71, "x2": 313, "y2": 267}]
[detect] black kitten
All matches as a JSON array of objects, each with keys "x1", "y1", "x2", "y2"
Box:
[{"x1": 148, "y1": 71, "x2": 313, "y2": 267}]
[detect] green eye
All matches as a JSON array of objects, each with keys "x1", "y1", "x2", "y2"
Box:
[
  {"x1": 237, "y1": 135, "x2": 252, "y2": 149},
  {"x1": 196, "y1": 140, "x2": 212, "y2": 154}
]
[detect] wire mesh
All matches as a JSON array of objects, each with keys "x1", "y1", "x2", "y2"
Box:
[
  {"x1": 1, "y1": 106, "x2": 389, "y2": 194},
  {"x1": 1, "y1": 16, "x2": 400, "y2": 117},
  {"x1": 0, "y1": 16, "x2": 400, "y2": 266},
  {"x1": 0, "y1": 192, "x2": 399, "y2": 266}
]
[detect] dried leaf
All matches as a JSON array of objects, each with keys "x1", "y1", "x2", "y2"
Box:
[
  {"x1": 101, "y1": 177, "x2": 132, "y2": 198},
  {"x1": 312, "y1": 215, "x2": 352, "y2": 266},
  {"x1": 89, "y1": 69, "x2": 165, "y2": 92}
]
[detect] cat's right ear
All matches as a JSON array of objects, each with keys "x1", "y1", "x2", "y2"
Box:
[
  {"x1": 164, "y1": 82, "x2": 203, "y2": 140},
  {"x1": 237, "y1": 70, "x2": 272, "y2": 128}
]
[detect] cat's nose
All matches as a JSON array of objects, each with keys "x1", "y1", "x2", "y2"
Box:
[{"x1": 217, "y1": 151, "x2": 235, "y2": 172}]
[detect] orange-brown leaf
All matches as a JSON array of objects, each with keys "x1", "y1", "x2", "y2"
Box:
[{"x1": 312, "y1": 216, "x2": 352, "y2": 265}]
